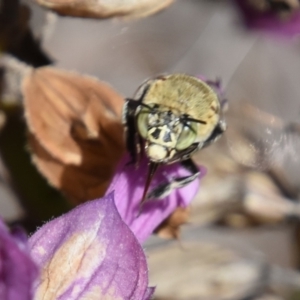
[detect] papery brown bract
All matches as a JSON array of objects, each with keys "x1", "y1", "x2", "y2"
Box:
[
  {"x1": 33, "y1": 0, "x2": 174, "y2": 19},
  {"x1": 23, "y1": 67, "x2": 125, "y2": 204}
]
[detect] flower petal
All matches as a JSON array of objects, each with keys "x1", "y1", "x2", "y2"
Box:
[
  {"x1": 28, "y1": 193, "x2": 151, "y2": 300},
  {"x1": 0, "y1": 219, "x2": 37, "y2": 300},
  {"x1": 106, "y1": 155, "x2": 202, "y2": 242},
  {"x1": 234, "y1": 0, "x2": 300, "y2": 37},
  {"x1": 143, "y1": 287, "x2": 155, "y2": 300}
]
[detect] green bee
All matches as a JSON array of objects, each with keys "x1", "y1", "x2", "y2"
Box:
[{"x1": 123, "y1": 74, "x2": 226, "y2": 204}]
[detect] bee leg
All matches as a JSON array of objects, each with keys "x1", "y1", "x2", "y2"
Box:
[
  {"x1": 146, "y1": 159, "x2": 200, "y2": 200},
  {"x1": 124, "y1": 99, "x2": 141, "y2": 165},
  {"x1": 202, "y1": 119, "x2": 226, "y2": 149}
]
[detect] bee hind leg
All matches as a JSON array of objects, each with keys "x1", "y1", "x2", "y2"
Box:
[
  {"x1": 146, "y1": 159, "x2": 200, "y2": 200},
  {"x1": 124, "y1": 99, "x2": 142, "y2": 166}
]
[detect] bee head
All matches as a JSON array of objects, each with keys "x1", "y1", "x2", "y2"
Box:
[{"x1": 136, "y1": 104, "x2": 198, "y2": 163}]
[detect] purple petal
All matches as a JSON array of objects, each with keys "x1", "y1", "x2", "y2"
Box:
[
  {"x1": 28, "y1": 193, "x2": 151, "y2": 300},
  {"x1": 234, "y1": 0, "x2": 300, "y2": 37},
  {"x1": 144, "y1": 287, "x2": 155, "y2": 299},
  {"x1": 106, "y1": 155, "x2": 202, "y2": 242},
  {"x1": 0, "y1": 219, "x2": 37, "y2": 300}
]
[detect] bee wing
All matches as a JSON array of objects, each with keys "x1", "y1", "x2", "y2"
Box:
[
  {"x1": 225, "y1": 102, "x2": 300, "y2": 196},
  {"x1": 23, "y1": 67, "x2": 125, "y2": 204},
  {"x1": 225, "y1": 102, "x2": 281, "y2": 170}
]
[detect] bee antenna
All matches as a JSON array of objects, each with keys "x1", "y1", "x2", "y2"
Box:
[
  {"x1": 183, "y1": 116, "x2": 207, "y2": 125},
  {"x1": 140, "y1": 103, "x2": 160, "y2": 113}
]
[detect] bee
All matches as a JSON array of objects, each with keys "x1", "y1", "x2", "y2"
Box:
[{"x1": 123, "y1": 74, "x2": 227, "y2": 204}]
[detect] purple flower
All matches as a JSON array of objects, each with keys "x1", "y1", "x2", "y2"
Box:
[
  {"x1": 28, "y1": 192, "x2": 153, "y2": 299},
  {"x1": 234, "y1": 0, "x2": 300, "y2": 37},
  {"x1": 106, "y1": 155, "x2": 202, "y2": 243},
  {"x1": 0, "y1": 220, "x2": 38, "y2": 300},
  {"x1": 1, "y1": 148, "x2": 201, "y2": 300}
]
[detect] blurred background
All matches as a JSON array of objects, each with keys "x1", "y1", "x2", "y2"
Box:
[{"x1": 2, "y1": 0, "x2": 300, "y2": 299}]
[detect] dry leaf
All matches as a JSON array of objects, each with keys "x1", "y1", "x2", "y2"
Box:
[
  {"x1": 33, "y1": 0, "x2": 175, "y2": 19},
  {"x1": 22, "y1": 67, "x2": 125, "y2": 204}
]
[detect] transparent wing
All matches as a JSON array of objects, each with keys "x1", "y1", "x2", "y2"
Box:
[{"x1": 223, "y1": 36, "x2": 300, "y2": 194}]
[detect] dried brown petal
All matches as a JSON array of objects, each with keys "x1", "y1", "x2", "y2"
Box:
[
  {"x1": 33, "y1": 0, "x2": 175, "y2": 19},
  {"x1": 154, "y1": 207, "x2": 190, "y2": 239},
  {"x1": 23, "y1": 67, "x2": 125, "y2": 204}
]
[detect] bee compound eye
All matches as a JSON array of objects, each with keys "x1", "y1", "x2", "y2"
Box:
[
  {"x1": 176, "y1": 123, "x2": 197, "y2": 151},
  {"x1": 137, "y1": 107, "x2": 150, "y2": 138}
]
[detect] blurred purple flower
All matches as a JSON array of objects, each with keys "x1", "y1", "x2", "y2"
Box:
[
  {"x1": 0, "y1": 219, "x2": 37, "y2": 300},
  {"x1": 106, "y1": 155, "x2": 202, "y2": 243},
  {"x1": 28, "y1": 192, "x2": 153, "y2": 300},
  {"x1": 234, "y1": 0, "x2": 300, "y2": 36}
]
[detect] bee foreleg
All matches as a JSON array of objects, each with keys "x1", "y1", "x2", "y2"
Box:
[
  {"x1": 124, "y1": 99, "x2": 141, "y2": 165},
  {"x1": 146, "y1": 159, "x2": 200, "y2": 200},
  {"x1": 202, "y1": 119, "x2": 226, "y2": 149}
]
